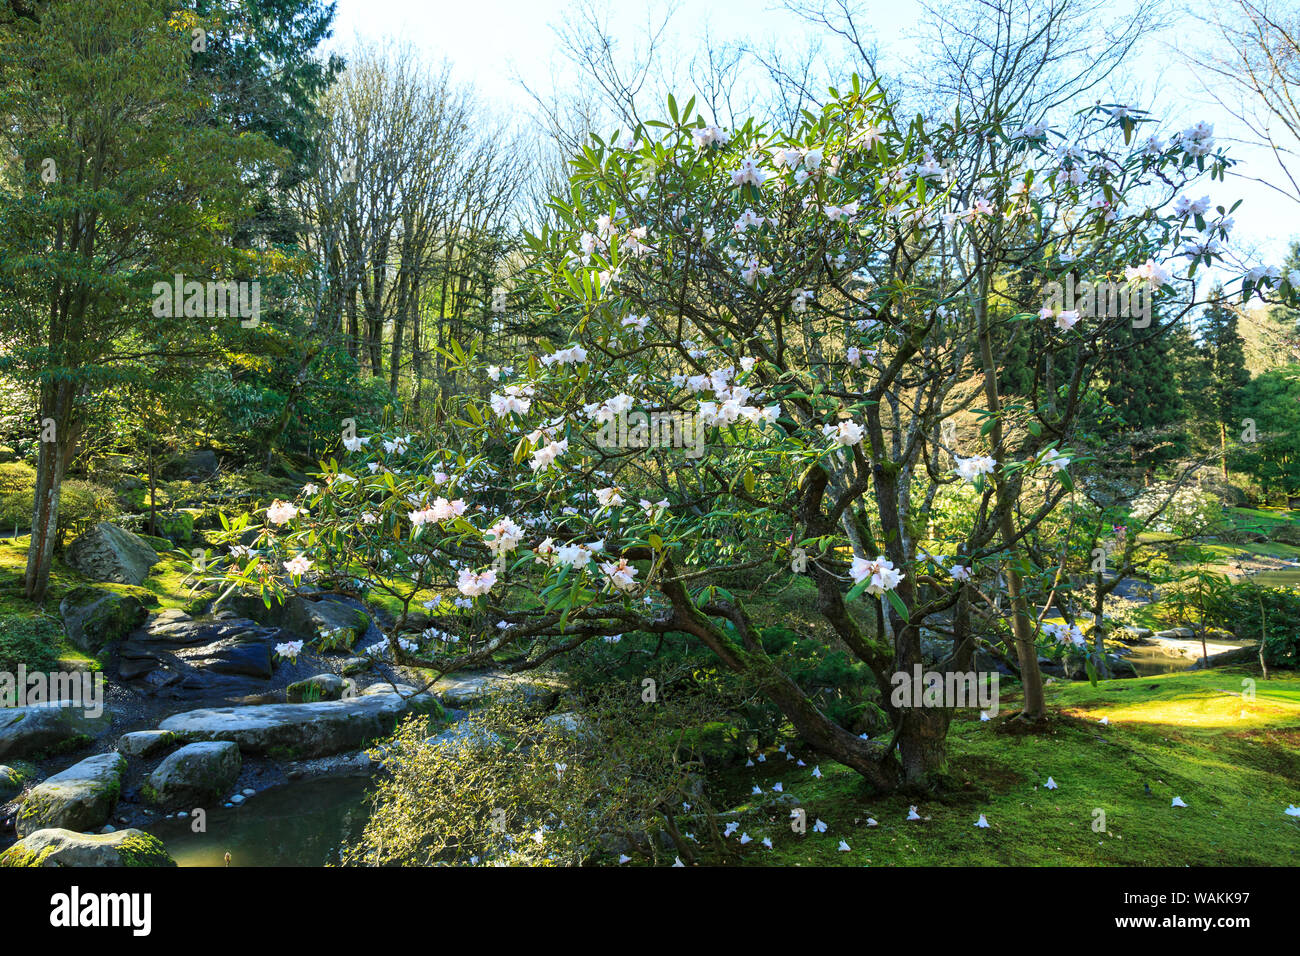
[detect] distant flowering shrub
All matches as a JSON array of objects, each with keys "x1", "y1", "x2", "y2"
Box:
[{"x1": 1128, "y1": 485, "x2": 1222, "y2": 536}]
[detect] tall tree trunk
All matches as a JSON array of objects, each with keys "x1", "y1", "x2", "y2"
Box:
[
  {"x1": 975, "y1": 284, "x2": 1047, "y2": 720},
  {"x1": 25, "y1": 380, "x2": 76, "y2": 601},
  {"x1": 346, "y1": 288, "x2": 360, "y2": 363},
  {"x1": 148, "y1": 446, "x2": 158, "y2": 537}
]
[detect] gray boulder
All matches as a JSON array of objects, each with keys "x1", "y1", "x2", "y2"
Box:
[
  {"x1": 0, "y1": 762, "x2": 37, "y2": 801},
  {"x1": 286, "y1": 673, "x2": 347, "y2": 703},
  {"x1": 0, "y1": 827, "x2": 175, "y2": 867},
  {"x1": 1192, "y1": 645, "x2": 1260, "y2": 670},
  {"x1": 59, "y1": 586, "x2": 148, "y2": 654},
  {"x1": 540, "y1": 711, "x2": 596, "y2": 743},
  {"x1": 158, "y1": 692, "x2": 437, "y2": 758},
  {"x1": 0, "y1": 701, "x2": 112, "y2": 760},
  {"x1": 162, "y1": 448, "x2": 218, "y2": 480},
  {"x1": 426, "y1": 722, "x2": 503, "y2": 751},
  {"x1": 432, "y1": 671, "x2": 559, "y2": 709},
  {"x1": 145, "y1": 741, "x2": 241, "y2": 809},
  {"x1": 16, "y1": 752, "x2": 126, "y2": 836},
  {"x1": 116, "y1": 730, "x2": 177, "y2": 759},
  {"x1": 226, "y1": 593, "x2": 373, "y2": 648},
  {"x1": 64, "y1": 522, "x2": 160, "y2": 586}
]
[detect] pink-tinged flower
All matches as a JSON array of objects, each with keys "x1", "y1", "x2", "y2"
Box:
[
  {"x1": 731, "y1": 157, "x2": 768, "y2": 187},
  {"x1": 530, "y1": 438, "x2": 569, "y2": 473},
  {"x1": 849, "y1": 555, "x2": 904, "y2": 596},
  {"x1": 430, "y1": 497, "x2": 468, "y2": 521},
  {"x1": 1037, "y1": 448, "x2": 1070, "y2": 471},
  {"x1": 457, "y1": 568, "x2": 497, "y2": 597},
  {"x1": 822, "y1": 420, "x2": 865, "y2": 446},
  {"x1": 693, "y1": 125, "x2": 729, "y2": 149},
  {"x1": 485, "y1": 517, "x2": 523, "y2": 554},
  {"x1": 285, "y1": 555, "x2": 312, "y2": 577},
  {"x1": 1055, "y1": 310, "x2": 1080, "y2": 331},
  {"x1": 266, "y1": 500, "x2": 299, "y2": 525},
  {"x1": 601, "y1": 558, "x2": 639, "y2": 591},
  {"x1": 275, "y1": 640, "x2": 304, "y2": 660},
  {"x1": 954, "y1": 455, "x2": 996, "y2": 482},
  {"x1": 595, "y1": 487, "x2": 625, "y2": 509}
]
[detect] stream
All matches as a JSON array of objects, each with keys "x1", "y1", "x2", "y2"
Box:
[{"x1": 145, "y1": 775, "x2": 374, "y2": 867}]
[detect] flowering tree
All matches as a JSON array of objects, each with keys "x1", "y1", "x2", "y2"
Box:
[{"x1": 213, "y1": 78, "x2": 1267, "y2": 790}]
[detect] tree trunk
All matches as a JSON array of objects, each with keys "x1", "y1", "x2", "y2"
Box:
[
  {"x1": 147, "y1": 446, "x2": 158, "y2": 537},
  {"x1": 974, "y1": 282, "x2": 1046, "y2": 720},
  {"x1": 24, "y1": 381, "x2": 76, "y2": 602}
]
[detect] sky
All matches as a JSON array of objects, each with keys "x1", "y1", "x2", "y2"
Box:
[{"x1": 326, "y1": 0, "x2": 1299, "y2": 269}]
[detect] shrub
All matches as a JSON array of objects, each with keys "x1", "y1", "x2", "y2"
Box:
[
  {"x1": 0, "y1": 465, "x2": 118, "y2": 544},
  {"x1": 345, "y1": 687, "x2": 723, "y2": 866},
  {"x1": 0, "y1": 615, "x2": 62, "y2": 683},
  {"x1": 1267, "y1": 523, "x2": 1300, "y2": 547},
  {"x1": 1202, "y1": 582, "x2": 1300, "y2": 668},
  {"x1": 1129, "y1": 485, "x2": 1223, "y2": 536}
]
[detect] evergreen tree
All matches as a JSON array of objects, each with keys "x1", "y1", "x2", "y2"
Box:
[
  {"x1": 1200, "y1": 286, "x2": 1252, "y2": 477},
  {"x1": 0, "y1": 0, "x2": 282, "y2": 599}
]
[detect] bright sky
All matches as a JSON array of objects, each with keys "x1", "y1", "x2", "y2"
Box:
[{"x1": 328, "y1": 0, "x2": 1298, "y2": 267}]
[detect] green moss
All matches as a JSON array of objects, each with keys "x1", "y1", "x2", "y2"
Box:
[
  {"x1": 31, "y1": 733, "x2": 92, "y2": 760},
  {"x1": 0, "y1": 844, "x2": 54, "y2": 867},
  {"x1": 266, "y1": 745, "x2": 306, "y2": 761},
  {"x1": 117, "y1": 832, "x2": 176, "y2": 867},
  {"x1": 701, "y1": 668, "x2": 1300, "y2": 867}
]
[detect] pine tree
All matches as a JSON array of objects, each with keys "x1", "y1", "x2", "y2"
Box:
[{"x1": 1200, "y1": 286, "x2": 1252, "y2": 478}]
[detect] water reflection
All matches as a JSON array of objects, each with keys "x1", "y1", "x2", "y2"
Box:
[{"x1": 147, "y1": 775, "x2": 374, "y2": 867}]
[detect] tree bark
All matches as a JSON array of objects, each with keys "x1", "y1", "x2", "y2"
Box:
[{"x1": 25, "y1": 380, "x2": 76, "y2": 602}]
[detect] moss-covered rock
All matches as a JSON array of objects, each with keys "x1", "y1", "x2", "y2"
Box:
[
  {"x1": 59, "y1": 586, "x2": 147, "y2": 655},
  {"x1": 0, "y1": 827, "x2": 175, "y2": 867},
  {"x1": 286, "y1": 673, "x2": 346, "y2": 703},
  {"x1": 116, "y1": 730, "x2": 178, "y2": 759},
  {"x1": 144, "y1": 741, "x2": 241, "y2": 809},
  {"x1": 16, "y1": 751, "x2": 126, "y2": 836},
  {"x1": 155, "y1": 511, "x2": 195, "y2": 545},
  {"x1": 678, "y1": 721, "x2": 749, "y2": 766},
  {"x1": 0, "y1": 701, "x2": 112, "y2": 760},
  {"x1": 0, "y1": 760, "x2": 38, "y2": 800}
]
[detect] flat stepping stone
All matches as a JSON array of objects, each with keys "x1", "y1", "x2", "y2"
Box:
[{"x1": 158, "y1": 692, "x2": 435, "y2": 759}]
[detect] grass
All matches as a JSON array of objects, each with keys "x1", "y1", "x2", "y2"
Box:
[
  {"x1": 700, "y1": 668, "x2": 1300, "y2": 866},
  {"x1": 0, "y1": 534, "x2": 201, "y2": 668}
]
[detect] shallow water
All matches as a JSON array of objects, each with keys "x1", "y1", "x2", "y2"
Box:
[
  {"x1": 146, "y1": 775, "x2": 374, "y2": 867},
  {"x1": 1242, "y1": 568, "x2": 1300, "y2": 587},
  {"x1": 1122, "y1": 644, "x2": 1199, "y2": 676}
]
